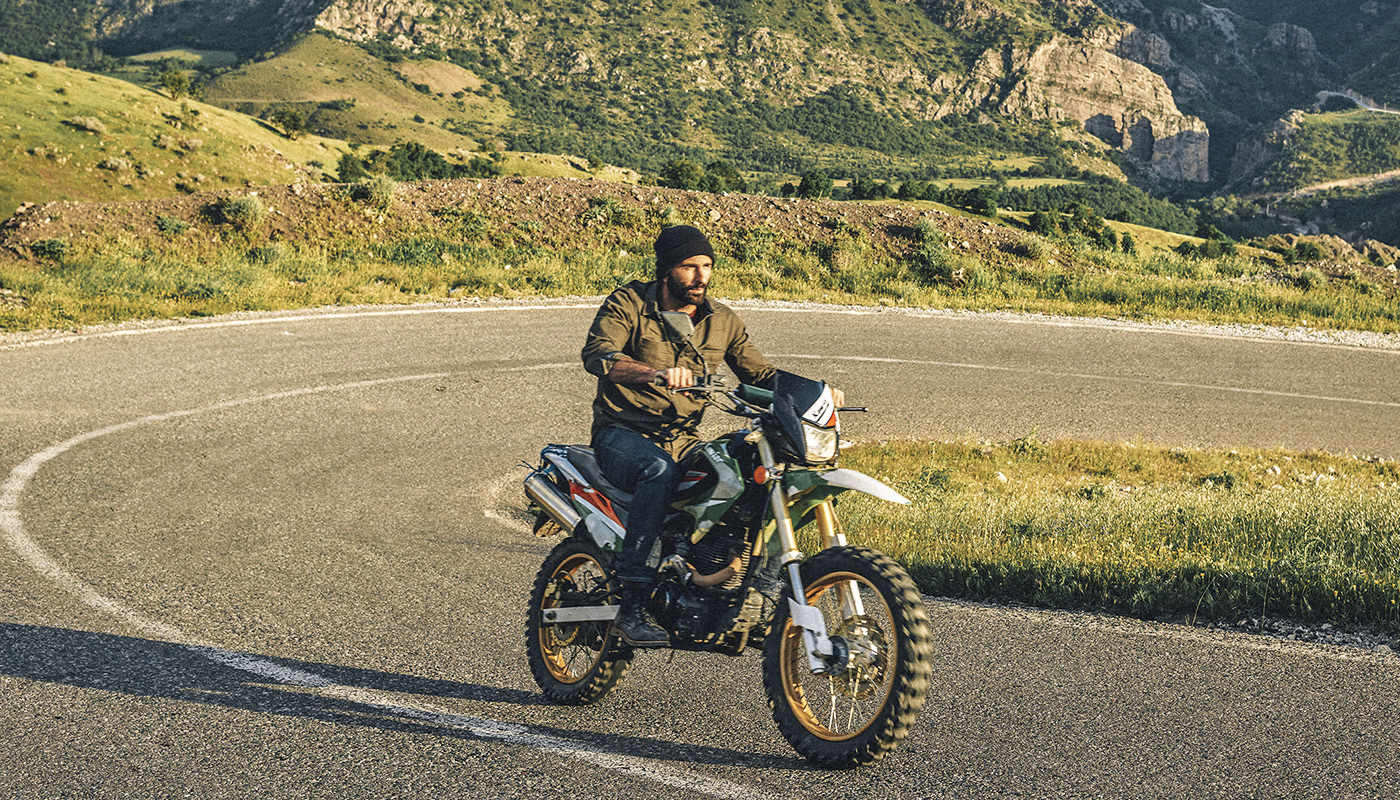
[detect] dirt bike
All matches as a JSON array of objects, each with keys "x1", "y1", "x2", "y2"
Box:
[{"x1": 521, "y1": 311, "x2": 933, "y2": 767}]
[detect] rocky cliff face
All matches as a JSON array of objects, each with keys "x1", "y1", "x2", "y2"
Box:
[{"x1": 934, "y1": 35, "x2": 1210, "y2": 182}]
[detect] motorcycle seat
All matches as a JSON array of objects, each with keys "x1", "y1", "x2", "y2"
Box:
[{"x1": 565, "y1": 446, "x2": 634, "y2": 509}]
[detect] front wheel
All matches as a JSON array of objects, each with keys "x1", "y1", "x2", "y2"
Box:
[
  {"x1": 763, "y1": 545, "x2": 933, "y2": 767},
  {"x1": 526, "y1": 538, "x2": 633, "y2": 705}
]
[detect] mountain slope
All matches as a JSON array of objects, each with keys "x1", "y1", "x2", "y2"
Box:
[
  {"x1": 0, "y1": 51, "x2": 346, "y2": 217},
  {"x1": 202, "y1": 33, "x2": 510, "y2": 153}
]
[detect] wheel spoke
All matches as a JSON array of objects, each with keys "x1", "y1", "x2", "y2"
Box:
[{"x1": 780, "y1": 569, "x2": 897, "y2": 739}]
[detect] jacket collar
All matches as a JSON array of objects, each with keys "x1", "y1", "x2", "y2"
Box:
[{"x1": 643, "y1": 280, "x2": 713, "y2": 323}]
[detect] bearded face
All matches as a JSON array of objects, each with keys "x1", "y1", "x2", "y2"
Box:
[{"x1": 663, "y1": 255, "x2": 712, "y2": 309}]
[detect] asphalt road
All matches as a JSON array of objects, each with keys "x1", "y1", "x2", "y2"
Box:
[{"x1": 3, "y1": 301, "x2": 1399, "y2": 799}]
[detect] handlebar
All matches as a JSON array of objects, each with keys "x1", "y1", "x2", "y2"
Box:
[{"x1": 734, "y1": 383, "x2": 773, "y2": 408}]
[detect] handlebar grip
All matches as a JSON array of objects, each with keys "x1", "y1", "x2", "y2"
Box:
[{"x1": 735, "y1": 384, "x2": 774, "y2": 407}]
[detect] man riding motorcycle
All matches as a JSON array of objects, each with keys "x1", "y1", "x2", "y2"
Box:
[{"x1": 581, "y1": 225, "x2": 843, "y2": 647}]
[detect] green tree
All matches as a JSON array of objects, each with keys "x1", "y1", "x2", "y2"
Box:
[
  {"x1": 337, "y1": 152, "x2": 369, "y2": 182},
  {"x1": 705, "y1": 160, "x2": 748, "y2": 193},
  {"x1": 797, "y1": 170, "x2": 833, "y2": 199},
  {"x1": 661, "y1": 159, "x2": 706, "y2": 190},
  {"x1": 159, "y1": 68, "x2": 191, "y2": 100},
  {"x1": 1029, "y1": 210, "x2": 1058, "y2": 236},
  {"x1": 270, "y1": 106, "x2": 307, "y2": 140}
]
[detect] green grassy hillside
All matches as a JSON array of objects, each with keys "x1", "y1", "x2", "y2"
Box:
[
  {"x1": 0, "y1": 51, "x2": 347, "y2": 218},
  {"x1": 1247, "y1": 110, "x2": 1400, "y2": 193},
  {"x1": 202, "y1": 34, "x2": 512, "y2": 153}
]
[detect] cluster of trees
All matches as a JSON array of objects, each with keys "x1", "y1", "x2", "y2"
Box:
[
  {"x1": 0, "y1": 0, "x2": 108, "y2": 68},
  {"x1": 658, "y1": 159, "x2": 748, "y2": 193},
  {"x1": 1025, "y1": 205, "x2": 1137, "y2": 253},
  {"x1": 494, "y1": 74, "x2": 1071, "y2": 187},
  {"x1": 777, "y1": 170, "x2": 835, "y2": 199},
  {"x1": 1001, "y1": 179, "x2": 1197, "y2": 234},
  {"x1": 1254, "y1": 112, "x2": 1400, "y2": 191},
  {"x1": 337, "y1": 142, "x2": 503, "y2": 182}
]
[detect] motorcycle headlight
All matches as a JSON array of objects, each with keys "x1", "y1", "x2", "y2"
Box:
[{"x1": 802, "y1": 422, "x2": 838, "y2": 464}]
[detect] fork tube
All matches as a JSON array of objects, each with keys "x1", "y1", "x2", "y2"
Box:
[
  {"x1": 815, "y1": 500, "x2": 865, "y2": 619},
  {"x1": 813, "y1": 500, "x2": 846, "y2": 550},
  {"x1": 757, "y1": 433, "x2": 833, "y2": 668}
]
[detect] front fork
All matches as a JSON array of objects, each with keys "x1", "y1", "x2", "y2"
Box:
[{"x1": 761, "y1": 441, "x2": 864, "y2": 675}]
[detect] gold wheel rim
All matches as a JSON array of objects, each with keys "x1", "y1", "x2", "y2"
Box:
[
  {"x1": 778, "y1": 570, "x2": 898, "y2": 741},
  {"x1": 539, "y1": 552, "x2": 612, "y2": 684}
]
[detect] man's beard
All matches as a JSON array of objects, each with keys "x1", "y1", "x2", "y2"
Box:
[{"x1": 665, "y1": 273, "x2": 707, "y2": 307}]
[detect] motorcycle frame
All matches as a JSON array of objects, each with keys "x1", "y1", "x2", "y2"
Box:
[{"x1": 526, "y1": 380, "x2": 910, "y2": 674}]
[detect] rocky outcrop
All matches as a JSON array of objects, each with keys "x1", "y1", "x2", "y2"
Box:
[
  {"x1": 937, "y1": 35, "x2": 1210, "y2": 182},
  {"x1": 1228, "y1": 110, "x2": 1306, "y2": 186},
  {"x1": 314, "y1": 0, "x2": 442, "y2": 50}
]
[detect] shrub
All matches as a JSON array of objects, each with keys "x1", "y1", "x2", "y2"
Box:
[
  {"x1": 910, "y1": 218, "x2": 953, "y2": 282},
  {"x1": 246, "y1": 243, "x2": 286, "y2": 265},
  {"x1": 31, "y1": 239, "x2": 68, "y2": 261},
  {"x1": 658, "y1": 205, "x2": 684, "y2": 227},
  {"x1": 960, "y1": 258, "x2": 998, "y2": 292},
  {"x1": 155, "y1": 215, "x2": 190, "y2": 235},
  {"x1": 583, "y1": 196, "x2": 644, "y2": 228},
  {"x1": 1006, "y1": 237, "x2": 1050, "y2": 261},
  {"x1": 1295, "y1": 268, "x2": 1326, "y2": 291},
  {"x1": 212, "y1": 195, "x2": 267, "y2": 232},
  {"x1": 353, "y1": 174, "x2": 396, "y2": 210},
  {"x1": 63, "y1": 116, "x2": 107, "y2": 135},
  {"x1": 735, "y1": 226, "x2": 777, "y2": 263}
]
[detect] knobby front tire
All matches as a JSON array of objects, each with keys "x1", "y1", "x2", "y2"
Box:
[
  {"x1": 526, "y1": 538, "x2": 633, "y2": 705},
  {"x1": 762, "y1": 545, "x2": 934, "y2": 767}
]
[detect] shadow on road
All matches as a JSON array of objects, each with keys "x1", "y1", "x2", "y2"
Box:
[{"x1": 0, "y1": 623, "x2": 800, "y2": 770}]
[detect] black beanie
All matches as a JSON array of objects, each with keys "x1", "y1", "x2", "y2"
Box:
[{"x1": 654, "y1": 225, "x2": 715, "y2": 278}]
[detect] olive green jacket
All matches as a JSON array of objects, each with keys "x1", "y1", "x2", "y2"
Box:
[{"x1": 582, "y1": 280, "x2": 776, "y2": 458}]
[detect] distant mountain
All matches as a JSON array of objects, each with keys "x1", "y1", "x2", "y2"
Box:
[{"x1": 5, "y1": 0, "x2": 1399, "y2": 198}]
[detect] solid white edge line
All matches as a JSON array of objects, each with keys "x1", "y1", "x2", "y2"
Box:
[
  {"x1": 0, "y1": 372, "x2": 782, "y2": 800},
  {"x1": 5, "y1": 299, "x2": 1400, "y2": 355}
]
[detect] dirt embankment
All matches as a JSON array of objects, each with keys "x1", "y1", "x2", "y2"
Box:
[{"x1": 0, "y1": 176, "x2": 1024, "y2": 264}]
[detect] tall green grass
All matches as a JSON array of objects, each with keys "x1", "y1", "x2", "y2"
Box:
[
  {"x1": 3, "y1": 195, "x2": 1398, "y2": 334},
  {"x1": 835, "y1": 439, "x2": 1400, "y2": 632}
]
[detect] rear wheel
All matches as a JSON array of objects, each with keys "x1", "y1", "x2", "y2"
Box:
[
  {"x1": 526, "y1": 538, "x2": 633, "y2": 704},
  {"x1": 763, "y1": 545, "x2": 933, "y2": 767}
]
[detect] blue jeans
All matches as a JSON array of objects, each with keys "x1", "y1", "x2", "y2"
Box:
[{"x1": 593, "y1": 426, "x2": 680, "y2": 586}]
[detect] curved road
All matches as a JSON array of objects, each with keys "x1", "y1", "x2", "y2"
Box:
[{"x1": 2, "y1": 303, "x2": 1399, "y2": 799}]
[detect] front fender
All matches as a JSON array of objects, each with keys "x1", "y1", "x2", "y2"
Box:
[
  {"x1": 809, "y1": 468, "x2": 911, "y2": 505},
  {"x1": 786, "y1": 467, "x2": 910, "y2": 505},
  {"x1": 758, "y1": 467, "x2": 911, "y2": 554}
]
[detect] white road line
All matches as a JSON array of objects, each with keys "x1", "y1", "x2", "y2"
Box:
[
  {"x1": 775, "y1": 353, "x2": 1400, "y2": 410},
  {"x1": 6, "y1": 300, "x2": 1400, "y2": 354},
  {"x1": 0, "y1": 303, "x2": 600, "y2": 351},
  {"x1": 0, "y1": 373, "x2": 781, "y2": 800}
]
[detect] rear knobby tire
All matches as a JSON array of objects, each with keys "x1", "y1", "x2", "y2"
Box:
[
  {"x1": 526, "y1": 538, "x2": 633, "y2": 705},
  {"x1": 762, "y1": 545, "x2": 933, "y2": 767}
]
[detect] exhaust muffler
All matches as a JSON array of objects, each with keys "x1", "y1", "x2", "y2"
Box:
[{"x1": 524, "y1": 472, "x2": 581, "y2": 535}]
